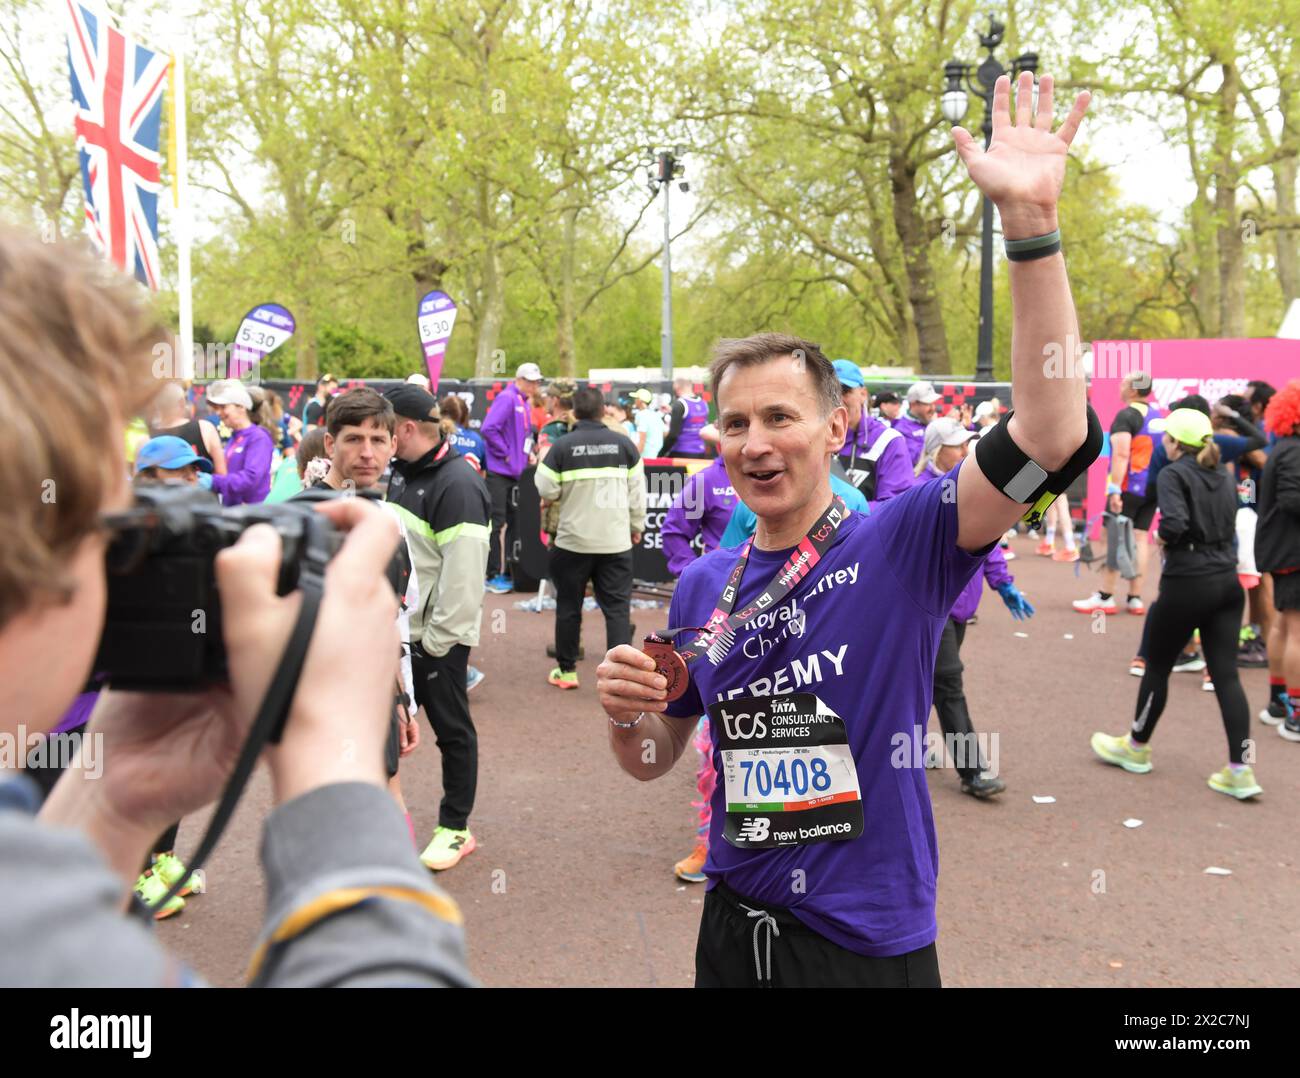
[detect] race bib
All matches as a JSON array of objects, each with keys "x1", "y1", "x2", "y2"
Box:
[{"x1": 708, "y1": 693, "x2": 864, "y2": 849}]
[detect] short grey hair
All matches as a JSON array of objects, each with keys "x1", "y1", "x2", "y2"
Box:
[{"x1": 709, "y1": 332, "x2": 841, "y2": 418}]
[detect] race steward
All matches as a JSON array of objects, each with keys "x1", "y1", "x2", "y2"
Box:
[
  {"x1": 534, "y1": 419, "x2": 646, "y2": 555},
  {"x1": 664, "y1": 462, "x2": 992, "y2": 958}
]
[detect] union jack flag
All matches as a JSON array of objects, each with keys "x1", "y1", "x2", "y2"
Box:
[{"x1": 63, "y1": 1, "x2": 168, "y2": 289}]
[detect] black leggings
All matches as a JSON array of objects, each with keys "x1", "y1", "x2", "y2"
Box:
[{"x1": 1131, "y1": 571, "x2": 1250, "y2": 762}]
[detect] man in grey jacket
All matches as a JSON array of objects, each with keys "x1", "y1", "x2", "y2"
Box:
[
  {"x1": 536, "y1": 386, "x2": 646, "y2": 692},
  {"x1": 0, "y1": 227, "x2": 471, "y2": 988}
]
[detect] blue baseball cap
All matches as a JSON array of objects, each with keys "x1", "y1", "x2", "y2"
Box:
[
  {"x1": 135, "y1": 435, "x2": 213, "y2": 474},
  {"x1": 832, "y1": 359, "x2": 864, "y2": 389}
]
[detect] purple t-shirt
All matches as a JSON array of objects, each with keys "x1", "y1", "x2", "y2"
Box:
[
  {"x1": 891, "y1": 411, "x2": 928, "y2": 467},
  {"x1": 664, "y1": 461, "x2": 992, "y2": 957},
  {"x1": 660, "y1": 457, "x2": 737, "y2": 576},
  {"x1": 912, "y1": 462, "x2": 1013, "y2": 622}
]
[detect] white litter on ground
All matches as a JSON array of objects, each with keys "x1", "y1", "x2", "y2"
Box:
[
  {"x1": 1123, "y1": 819, "x2": 1143, "y2": 828},
  {"x1": 1203, "y1": 866, "x2": 1233, "y2": 876},
  {"x1": 1063, "y1": 633, "x2": 1074, "y2": 640},
  {"x1": 1014, "y1": 631, "x2": 1029, "y2": 638},
  {"x1": 1032, "y1": 795, "x2": 1056, "y2": 804}
]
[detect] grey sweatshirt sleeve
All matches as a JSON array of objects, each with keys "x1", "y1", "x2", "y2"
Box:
[
  {"x1": 251, "y1": 782, "x2": 474, "y2": 987},
  {"x1": 0, "y1": 777, "x2": 473, "y2": 988},
  {"x1": 0, "y1": 785, "x2": 195, "y2": 987}
]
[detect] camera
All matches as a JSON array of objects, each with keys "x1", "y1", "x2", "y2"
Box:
[{"x1": 94, "y1": 484, "x2": 347, "y2": 690}]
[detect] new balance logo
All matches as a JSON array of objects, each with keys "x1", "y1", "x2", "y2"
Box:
[{"x1": 736, "y1": 817, "x2": 770, "y2": 842}]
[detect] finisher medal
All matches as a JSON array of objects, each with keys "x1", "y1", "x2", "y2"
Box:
[
  {"x1": 643, "y1": 634, "x2": 690, "y2": 702},
  {"x1": 648, "y1": 495, "x2": 852, "y2": 704}
]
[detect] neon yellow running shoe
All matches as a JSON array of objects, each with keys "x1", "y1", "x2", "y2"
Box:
[
  {"x1": 420, "y1": 827, "x2": 476, "y2": 871},
  {"x1": 152, "y1": 852, "x2": 203, "y2": 897},
  {"x1": 1090, "y1": 731, "x2": 1153, "y2": 774},
  {"x1": 548, "y1": 667, "x2": 579, "y2": 690},
  {"x1": 134, "y1": 871, "x2": 184, "y2": 920},
  {"x1": 1208, "y1": 766, "x2": 1262, "y2": 800}
]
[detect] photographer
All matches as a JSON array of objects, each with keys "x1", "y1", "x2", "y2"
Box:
[{"x1": 0, "y1": 229, "x2": 470, "y2": 987}]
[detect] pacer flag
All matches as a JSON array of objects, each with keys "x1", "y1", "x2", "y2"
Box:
[
  {"x1": 230, "y1": 303, "x2": 296, "y2": 379},
  {"x1": 64, "y1": 1, "x2": 169, "y2": 289},
  {"x1": 417, "y1": 290, "x2": 458, "y2": 389}
]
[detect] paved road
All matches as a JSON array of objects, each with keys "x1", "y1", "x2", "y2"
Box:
[{"x1": 166, "y1": 534, "x2": 1298, "y2": 986}]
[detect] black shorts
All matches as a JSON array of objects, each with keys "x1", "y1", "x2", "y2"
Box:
[
  {"x1": 1274, "y1": 571, "x2": 1300, "y2": 612},
  {"x1": 695, "y1": 880, "x2": 941, "y2": 988},
  {"x1": 1121, "y1": 492, "x2": 1158, "y2": 531}
]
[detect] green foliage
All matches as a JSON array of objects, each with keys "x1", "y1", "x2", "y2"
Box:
[{"x1": 3, "y1": 0, "x2": 1293, "y2": 382}]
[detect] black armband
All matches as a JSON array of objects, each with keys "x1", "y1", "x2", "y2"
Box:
[{"x1": 974, "y1": 405, "x2": 1103, "y2": 528}]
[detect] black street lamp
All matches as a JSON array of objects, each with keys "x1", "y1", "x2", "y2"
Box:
[{"x1": 942, "y1": 17, "x2": 1038, "y2": 382}]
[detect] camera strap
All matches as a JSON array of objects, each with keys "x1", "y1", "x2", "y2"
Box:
[{"x1": 152, "y1": 561, "x2": 325, "y2": 911}]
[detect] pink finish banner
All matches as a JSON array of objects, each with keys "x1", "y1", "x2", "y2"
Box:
[{"x1": 1085, "y1": 337, "x2": 1300, "y2": 534}]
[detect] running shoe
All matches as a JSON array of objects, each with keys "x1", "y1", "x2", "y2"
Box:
[
  {"x1": 1259, "y1": 699, "x2": 1288, "y2": 727},
  {"x1": 1125, "y1": 596, "x2": 1145, "y2": 615},
  {"x1": 1035, "y1": 540, "x2": 1054, "y2": 557},
  {"x1": 1202, "y1": 671, "x2": 1215, "y2": 692},
  {"x1": 1207, "y1": 765, "x2": 1263, "y2": 800},
  {"x1": 1090, "y1": 731, "x2": 1153, "y2": 774},
  {"x1": 134, "y1": 872, "x2": 185, "y2": 920},
  {"x1": 1052, "y1": 548, "x2": 1080, "y2": 563},
  {"x1": 466, "y1": 666, "x2": 486, "y2": 693},
  {"x1": 484, "y1": 574, "x2": 513, "y2": 595},
  {"x1": 1002, "y1": 549, "x2": 1017, "y2": 561},
  {"x1": 960, "y1": 773, "x2": 1006, "y2": 799},
  {"x1": 151, "y1": 852, "x2": 203, "y2": 897},
  {"x1": 674, "y1": 842, "x2": 708, "y2": 883},
  {"x1": 1128, "y1": 657, "x2": 1146, "y2": 677},
  {"x1": 420, "y1": 827, "x2": 476, "y2": 871},
  {"x1": 1281, "y1": 713, "x2": 1300, "y2": 742},
  {"x1": 1073, "y1": 592, "x2": 1117, "y2": 615},
  {"x1": 1236, "y1": 639, "x2": 1268, "y2": 668},
  {"x1": 548, "y1": 667, "x2": 579, "y2": 690},
  {"x1": 1172, "y1": 650, "x2": 1206, "y2": 673}
]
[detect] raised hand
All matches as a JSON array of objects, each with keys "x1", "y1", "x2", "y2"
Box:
[{"x1": 952, "y1": 72, "x2": 1090, "y2": 239}]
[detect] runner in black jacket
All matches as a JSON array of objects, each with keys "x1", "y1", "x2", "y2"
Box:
[{"x1": 1091, "y1": 408, "x2": 1260, "y2": 799}]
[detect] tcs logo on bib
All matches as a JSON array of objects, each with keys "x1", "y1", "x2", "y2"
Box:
[{"x1": 718, "y1": 706, "x2": 767, "y2": 740}]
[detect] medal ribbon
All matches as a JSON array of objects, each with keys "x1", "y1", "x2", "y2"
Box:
[{"x1": 653, "y1": 495, "x2": 850, "y2": 667}]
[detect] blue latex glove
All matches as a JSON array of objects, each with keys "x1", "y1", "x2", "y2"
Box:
[
  {"x1": 997, "y1": 582, "x2": 1035, "y2": 620},
  {"x1": 197, "y1": 472, "x2": 214, "y2": 490}
]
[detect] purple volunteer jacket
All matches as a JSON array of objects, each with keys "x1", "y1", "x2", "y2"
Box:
[
  {"x1": 211, "y1": 424, "x2": 273, "y2": 506},
  {"x1": 891, "y1": 410, "x2": 929, "y2": 468},
  {"x1": 660, "y1": 456, "x2": 737, "y2": 576},
  {"x1": 842, "y1": 409, "x2": 915, "y2": 508},
  {"x1": 481, "y1": 382, "x2": 531, "y2": 479},
  {"x1": 912, "y1": 461, "x2": 1011, "y2": 621}
]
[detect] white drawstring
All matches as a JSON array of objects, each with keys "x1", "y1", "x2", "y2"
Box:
[{"x1": 740, "y1": 903, "x2": 781, "y2": 986}]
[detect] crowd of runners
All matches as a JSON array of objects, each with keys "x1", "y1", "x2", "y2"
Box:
[{"x1": 5, "y1": 73, "x2": 1299, "y2": 988}]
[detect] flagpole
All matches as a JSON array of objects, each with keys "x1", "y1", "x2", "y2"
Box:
[{"x1": 173, "y1": 47, "x2": 194, "y2": 381}]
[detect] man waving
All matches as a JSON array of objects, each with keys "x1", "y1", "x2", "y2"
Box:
[{"x1": 597, "y1": 73, "x2": 1096, "y2": 987}]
